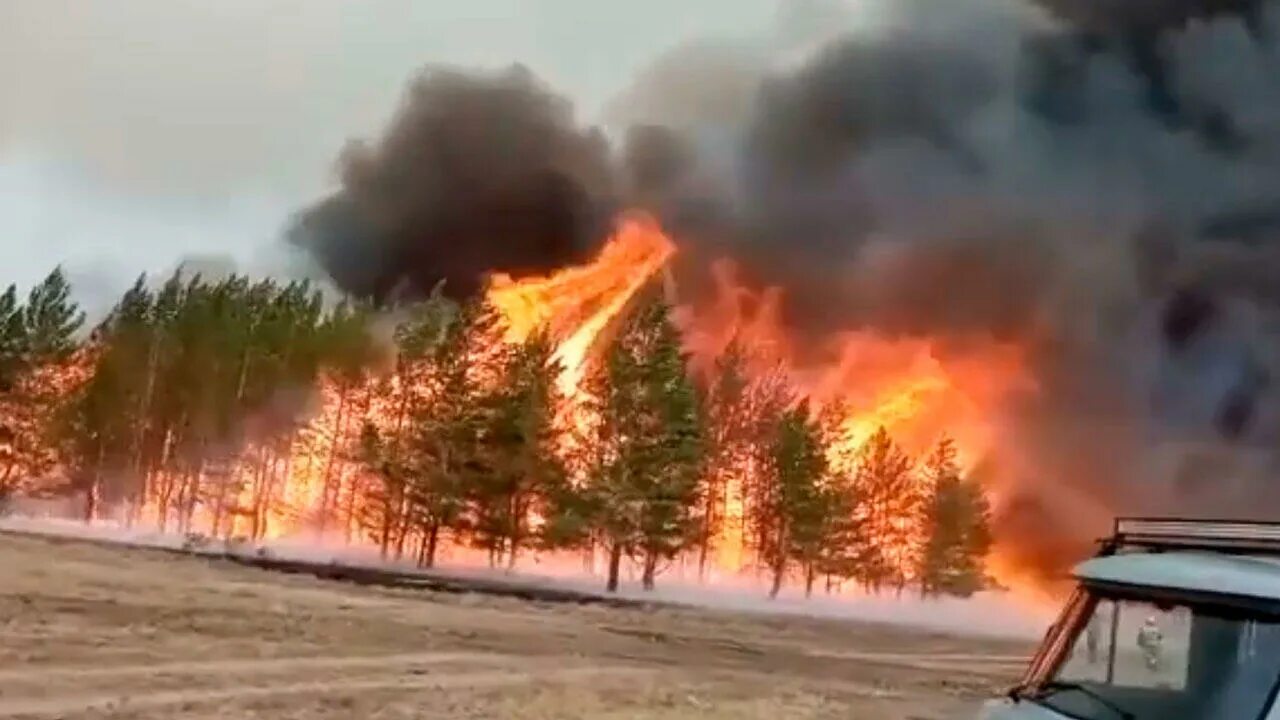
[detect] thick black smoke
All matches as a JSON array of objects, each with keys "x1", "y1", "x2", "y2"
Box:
[
  {"x1": 290, "y1": 65, "x2": 616, "y2": 301},
  {"x1": 294, "y1": 0, "x2": 1280, "y2": 578},
  {"x1": 608, "y1": 0, "x2": 1280, "y2": 575}
]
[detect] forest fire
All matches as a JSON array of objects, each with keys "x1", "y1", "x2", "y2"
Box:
[
  {"x1": 677, "y1": 260, "x2": 1029, "y2": 466},
  {"x1": 671, "y1": 260, "x2": 1033, "y2": 580},
  {"x1": 5, "y1": 214, "x2": 1031, "y2": 598},
  {"x1": 486, "y1": 213, "x2": 677, "y2": 402},
  {"x1": 441, "y1": 212, "x2": 1025, "y2": 586}
]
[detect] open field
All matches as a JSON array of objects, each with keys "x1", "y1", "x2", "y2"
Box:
[{"x1": 0, "y1": 533, "x2": 1034, "y2": 719}]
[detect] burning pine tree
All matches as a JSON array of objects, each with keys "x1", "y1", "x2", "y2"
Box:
[{"x1": 6, "y1": 214, "x2": 1011, "y2": 598}]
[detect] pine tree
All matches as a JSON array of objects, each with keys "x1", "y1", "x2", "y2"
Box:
[
  {"x1": 0, "y1": 268, "x2": 87, "y2": 501},
  {"x1": 399, "y1": 298, "x2": 482, "y2": 568},
  {"x1": 855, "y1": 427, "x2": 919, "y2": 593},
  {"x1": 738, "y1": 364, "x2": 793, "y2": 572},
  {"x1": 759, "y1": 403, "x2": 830, "y2": 599},
  {"x1": 580, "y1": 295, "x2": 705, "y2": 592},
  {"x1": 634, "y1": 300, "x2": 704, "y2": 590},
  {"x1": 0, "y1": 285, "x2": 27, "y2": 392},
  {"x1": 365, "y1": 289, "x2": 455, "y2": 558},
  {"x1": 468, "y1": 329, "x2": 566, "y2": 569},
  {"x1": 354, "y1": 421, "x2": 408, "y2": 550},
  {"x1": 314, "y1": 299, "x2": 379, "y2": 537},
  {"x1": 22, "y1": 267, "x2": 84, "y2": 364},
  {"x1": 918, "y1": 437, "x2": 993, "y2": 597},
  {"x1": 809, "y1": 405, "x2": 871, "y2": 594},
  {"x1": 54, "y1": 276, "x2": 152, "y2": 521},
  {"x1": 697, "y1": 339, "x2": 752, "y2": 579}
]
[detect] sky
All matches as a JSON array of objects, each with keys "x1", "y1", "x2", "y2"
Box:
[{"x1": 0, "y1": 0, "x2": 795, "y2": 310}]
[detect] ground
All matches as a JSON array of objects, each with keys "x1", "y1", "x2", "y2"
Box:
[{"x1": 0, "y1": 533, "x2": 1032, "y2": 719}]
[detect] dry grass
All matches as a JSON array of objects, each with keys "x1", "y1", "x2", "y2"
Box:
[{"x1": 0, "y1": 533, "x2": 1031, "y2": 719}]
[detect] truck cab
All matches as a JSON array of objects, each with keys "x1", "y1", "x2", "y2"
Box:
[{"x1": 983, "y1": 518, "x2": 1280, "y2": 720}]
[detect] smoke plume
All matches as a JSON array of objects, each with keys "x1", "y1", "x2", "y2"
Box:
[
  {"x1": 289, "y1": 65, "x2": 617, "y2": 301},
  {"x1": 295, "y1": 0, "x2": 1280, "y2": 578}
]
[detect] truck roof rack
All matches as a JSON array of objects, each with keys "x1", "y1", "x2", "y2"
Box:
[{"x1": 1107, "y1": 517, "x2": 1280, "y2": 556}]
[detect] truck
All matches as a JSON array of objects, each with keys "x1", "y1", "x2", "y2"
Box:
[{"x1": 982, "y1": 517, "x2": 1280, "y2": 719}]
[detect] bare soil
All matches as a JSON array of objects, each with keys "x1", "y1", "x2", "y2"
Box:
[{"x1": 0, "y1": 533, "x2": 1032, "y2": 719}]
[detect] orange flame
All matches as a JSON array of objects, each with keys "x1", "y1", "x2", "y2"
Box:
[
  {"x1": 487, "y1": 212, "x2": 677, "y2": 401},
  {"x1": 677, "y1": 259, "x2": 1032, "y2": 574}
]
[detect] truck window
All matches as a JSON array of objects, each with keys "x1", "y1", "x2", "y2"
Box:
[
  {"x1": 1030, "y1": 595, "x2": 1280, "y2": 720},
  {"x1": 1057, "y1": 600, "x2": 1191, "y2": 690}
]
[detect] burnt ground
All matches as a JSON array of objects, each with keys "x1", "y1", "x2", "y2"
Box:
[{"x1": 0, "y1": 533, "x2": 1033, "y2": 719}]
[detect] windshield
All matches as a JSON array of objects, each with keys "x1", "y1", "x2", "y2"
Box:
[{"x1": 1022, "y1": 590, "x2": 1280, "y2": 720}]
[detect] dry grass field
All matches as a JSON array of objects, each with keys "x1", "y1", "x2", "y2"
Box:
[{"x1": 0, "y1": 533, "x2": 1033, "y2": 719}]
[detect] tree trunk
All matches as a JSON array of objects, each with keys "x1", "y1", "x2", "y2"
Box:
[
  {"x1": 343, "y1": 477, "x2": 358, "y2": 545},
  {"x1": 697, "y1": 483, "x2": 715, "y2": 582},
  {"x1": 316, "y1": 385, "x2": 349, "y2": 538},
  {"x1": 253, "y1": 449, "x2": 280, "y2": 541},
  {"x1": 127, "y1": 326, "x2": 162, "y2": 530},
  {"x1": 506, "y1": 493, "x2": 523, "y2": 572},
  {"x1": 606, "y1": 543, "x2": 623, "y2": 593},
  {"x1": 176, "y1": 471, "x2": 194, "y2": 535},
  {"x1": 769, "y1": 517, "x2": 789, "y2": 599},
  {"x1": 84, "y1": 442, "x2": 106, "y2": 523},
  {"x1": 156, "y1": 472, "x2": 173, "y2": 534},
  {"x1": 210, "y1": 469, "x2": 227, "y2": 540},
  {"x1": 507, "y1": 540, "x2": 519, "y2": 571},
  {"x1": 425, "y1": 522, "x2": 440, "y2": 569},
  {"x1": 769, "y1": 557, "x2": 785, "y2": 600},
  {"x1": 344, "y1": 385, "x2": 376, "y2": 545},
  {"x1": 804, "y1": 563, "x2": 816, "y2": 599},
  {"x1": 1, "y1": 461, "x2": 16, "y2": 497},
  {"x1": 184, "y1": 459, "x2": 206, "y2": 535},
  {"x1": 378, "y1": 481, "x2": 395, "y2": 559},
  {"x1": 642, "y1": 551, "x2": 658, "y2": 591},
  {"x1": 394, "y1": 511, "x2": 409, "y2": 561}
]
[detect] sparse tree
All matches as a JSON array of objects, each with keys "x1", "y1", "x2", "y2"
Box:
[
  {"x1": 919, "y1": 437, "x2": 993, "y2": 597},
  {"x1": 697, "y1": 339, "x2": 753, "y2": 580},
  {"x1": 757, "y1": 403, "x2": 829, "y2": 599},
  {"x1": 468, "y1": 330, "x2": 565, "y2": 569},
  {"x1": 855, "y1": 427, "x2": 920, "y2": 593},
  {"x1": 1, "y1": 268, "x2": 87, "y2": 500},
  {"x1": 578, "y1": 296, "x2": 705, "y2": 592}
]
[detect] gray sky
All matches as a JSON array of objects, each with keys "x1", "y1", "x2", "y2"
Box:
[{"x1": 0, "y1": 0, "x2": 796, "y2": 307}]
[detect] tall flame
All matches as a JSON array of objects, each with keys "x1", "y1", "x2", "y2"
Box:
[
  {"x1": 679, "y1": 260, "x2": 1028, "y2": 466},
  {"x1": 677, "y1": 259, "x2": 1032, "y2": 574},
  {"x1": 487, "y1": 212, "x2": 677, "y2": 401}
]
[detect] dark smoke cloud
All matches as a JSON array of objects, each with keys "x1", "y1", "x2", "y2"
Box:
[
  {"x1": 290, "y1": 65, "x2": 616, "y2": 301},
  {"x1": 1031, "y1": 0, "x2": 1269, "y2": 33},
  {"x1": 610, "y1": 0, "x2": 1280, "y2": 576},
  {"x1": 293, "y1": 0, "x2": 1280, "y2": 579}
]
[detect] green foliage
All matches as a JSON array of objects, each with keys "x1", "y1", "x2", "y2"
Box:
[
  {"x1": 0, "y1": 285, "x2": 27, "y2": 391},
  {"x1": 12, "y1": 264, "x2": 995, "y2": 601},
  {"x1": 696, "y1": 339, "x2": 753, "y2": 578},
  {"x1": 918, "y1": 437, "x2": 993, "y2": 598},
  {"x1": 385, "y1": 295, "x2": 480, "y2": 567},
  {"x1": 466, "y1": 328, "x2": 566, "y2": 567},
  {"x1": 23, "y1": 267, "x2": 84, "y2": 364},
  {"x1": 57, "y1": 272, "x2": 336, "y2": 527},
  {"x1": 855, "y1": 426, "x2": 922, "y2": 592},
  {"x1": 0, "y1": 269, "x2": 87, "y2": 499},
  {"x1": 759, "y1": 403, "x2": 830, "y2": 598},
  {"x1": 572, "y1": 296, "x2": 706, "y2": 591}
]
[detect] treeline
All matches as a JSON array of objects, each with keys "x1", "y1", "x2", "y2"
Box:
[{"x1": 0, "y1": 268, "x2": 992, "y2": 598}]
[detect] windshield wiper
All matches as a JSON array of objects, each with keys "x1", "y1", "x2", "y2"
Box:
[{"x1": 1028, "y1": 681, "x2": 1135, "y2": 720}]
